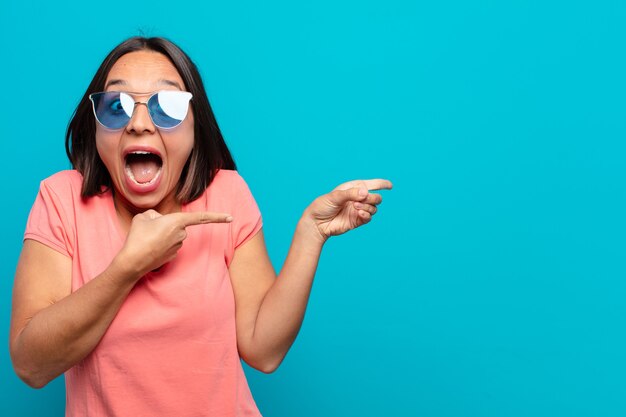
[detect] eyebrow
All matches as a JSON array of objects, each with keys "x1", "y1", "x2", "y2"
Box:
[
  {"x1": 104, "y1": 79, "x2": 183, "y2": 90},
  {"x1": 104, "y1": 79, "x2": 127, "y2": 90},
  {"x1": 158, "y1": 79, "x2": 183, "y2": 90}
]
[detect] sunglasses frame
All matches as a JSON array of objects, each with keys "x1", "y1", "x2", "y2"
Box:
[{"x1": 89, "y1": 90, "x2": 193, "y2": 130}]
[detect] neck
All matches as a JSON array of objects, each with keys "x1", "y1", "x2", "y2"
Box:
[{"x1": 112, "y1": 189, "x2": 181, "y2": 233}]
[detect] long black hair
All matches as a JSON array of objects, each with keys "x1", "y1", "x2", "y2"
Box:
[{"x1": 65, "y1": 36, "x2": 236, "y2": 203}]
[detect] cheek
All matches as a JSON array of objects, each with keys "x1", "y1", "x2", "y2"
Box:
[
  {"x1": 171, "y1": 116, "x2": 195, "y2": 165},
  {"x1": 170, "y1": 135, "x2": 194, "y2": 170},
  {"x1": 95, "y1": 131, "x2": 119, "y2": 170}
]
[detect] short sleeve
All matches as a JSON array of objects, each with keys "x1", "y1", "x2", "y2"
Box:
[
  {"x1": 229, "y1": 172, "x2": 263, "y2": 251},
  {"x1": 24, "y1": 178, "x2": 75, "y2": 258}
]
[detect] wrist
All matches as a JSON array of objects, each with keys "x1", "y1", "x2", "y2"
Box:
[
  {"x1": 109, "y1": 251, "x2": 144, "y2": 284},
  {"x1": 296, "y1": 209, "x2": 327, "y2": 249}
]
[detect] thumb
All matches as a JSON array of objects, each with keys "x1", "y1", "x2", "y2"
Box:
[{"x1": 329, "y1": 187, "x2": 368, "y2": 205}]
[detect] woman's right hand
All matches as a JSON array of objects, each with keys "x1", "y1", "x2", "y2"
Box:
[{"x1": 116, "y1": 210, "x2": 233, "y2": 279}]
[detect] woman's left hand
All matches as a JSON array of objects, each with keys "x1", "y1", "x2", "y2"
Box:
[{"x1": 304, "y1": 179, "x2": 393, "y2": 243}]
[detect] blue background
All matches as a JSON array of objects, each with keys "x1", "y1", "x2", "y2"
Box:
[{"x1": 1, "y1": 1, "x2": 625, "y2": 416}]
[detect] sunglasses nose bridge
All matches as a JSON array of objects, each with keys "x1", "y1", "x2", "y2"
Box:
[
  {"x1": 125, "y1": 100, "x2": 156, "y2": 133},
  {"x1": 131, "y1": 100, "x2": 148, "y2": 113}
]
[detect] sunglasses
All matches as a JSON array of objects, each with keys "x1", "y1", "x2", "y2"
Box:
[{"x1": 89, "y1": 90, "x2": 193, "y2": 130}]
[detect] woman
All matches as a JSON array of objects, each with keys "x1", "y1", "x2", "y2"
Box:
[{"x1": 10, "y1": 37, "x2": 391, "y2": 416}]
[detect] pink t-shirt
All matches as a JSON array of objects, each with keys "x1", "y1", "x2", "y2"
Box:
[{"x1": 24, "y1": 169, "x2": 264, "y2": 417}]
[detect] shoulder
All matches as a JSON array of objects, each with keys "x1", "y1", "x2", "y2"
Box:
[
  {"x1": 40, "y1": 170, "x2": 84, "y2": 197},
  {"x1": 36, "y1": 170, "x2": 109, "y2": 218},
  {"x1": 208, "y1": 169, "x2": 254, "y2": 196},
  {"x1": 212, "y1": 169, "x2": 246, "y2": 187},
  {"x1": 187, "y1": 169, "x2": 258, "y2": 211},
  {"x1": 42, "y1": 170, "x2": 83, "y2": 184},
  {"x1": 25, "y1": 171, "x2": 86, "y2": 256}
]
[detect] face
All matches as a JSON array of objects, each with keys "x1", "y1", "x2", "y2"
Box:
[{"x1": 96, "y1": 50, "x2": 194, "y2": 218}]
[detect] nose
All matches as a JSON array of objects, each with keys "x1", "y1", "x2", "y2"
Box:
[{"x1": 125, "y1": 101, "x2": 156, "y2": 134}]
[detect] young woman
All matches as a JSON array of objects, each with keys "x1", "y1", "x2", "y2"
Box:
[{"x1": 10, "y1": 36, "x2": 391, "y2": 416}]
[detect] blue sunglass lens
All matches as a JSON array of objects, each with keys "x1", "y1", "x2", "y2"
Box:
[
  {"x1": 147, "y1": 94, "x2": 181, "y2": 129},
  {"x1": 91, "y1": 92, "x2": 131, "y2": 130}
]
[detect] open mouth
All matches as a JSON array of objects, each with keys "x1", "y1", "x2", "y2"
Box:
[{"x1": 125, "y1": 151, "x2": 163, "y2": 185}]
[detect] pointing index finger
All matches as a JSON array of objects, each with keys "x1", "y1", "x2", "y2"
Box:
[
  {"x1": 362, "y1": 179, "x2": 393, "y2": 191},
  {"x1": 173, "y1": 211, "x2": 233, "y2": 227}
]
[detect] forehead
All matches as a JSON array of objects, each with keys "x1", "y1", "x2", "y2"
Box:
[{"x1": 105, "y1": 50, "x2": 185, "y2": 91}]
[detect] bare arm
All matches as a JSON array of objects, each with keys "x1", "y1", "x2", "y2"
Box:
[
  {"x1": 10, "y1": 210, "x2": 232, "y2": 388},
  {"x1": 230, "y1": 179, "x2": 392, "y2": 373}
]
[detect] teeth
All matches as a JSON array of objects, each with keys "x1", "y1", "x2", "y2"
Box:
[{"x1": 130, "y1": 151, "x2": 152, "y2": 155}]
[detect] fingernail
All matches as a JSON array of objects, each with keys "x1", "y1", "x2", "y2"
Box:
[
  {"x1": 359, "y1": 188, "x2": 368, "y2": 197},
  {"x1": 226, "y1": 216, "x2": 233, "y2": 222}
]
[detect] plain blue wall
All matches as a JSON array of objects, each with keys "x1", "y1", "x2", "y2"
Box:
[{"x1": 2, "y1": 1, "x2": 625, "y2": 416}]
